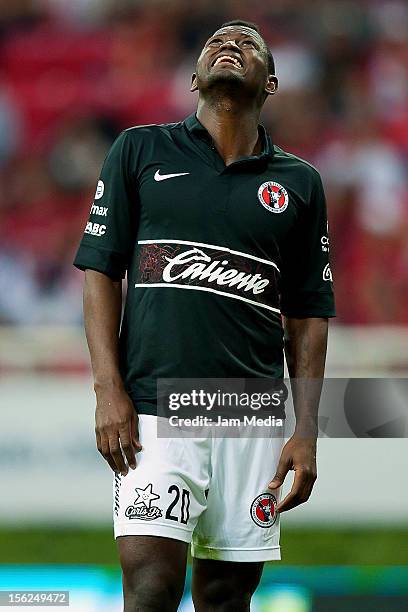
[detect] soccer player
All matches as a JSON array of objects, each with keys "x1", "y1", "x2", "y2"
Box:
[{"x1": 74, "y1": 20, "x2": 334, "y2": 611}]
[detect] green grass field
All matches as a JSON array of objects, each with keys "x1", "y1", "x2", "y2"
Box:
[{"x1": 1, "y1": 528, "x2": 407, "y2": 565}]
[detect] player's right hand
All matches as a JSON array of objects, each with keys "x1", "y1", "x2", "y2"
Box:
[{"x1": 94, "y1": 383, "x2": 142, "y2": 476}]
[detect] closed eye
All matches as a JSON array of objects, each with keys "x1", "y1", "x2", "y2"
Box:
[
  {"x1": 206, "y1": 36, "x2": 259, "y2": 49},
  {"x1": 208, "y1": 38, "x2": 223, "y2": 46}
]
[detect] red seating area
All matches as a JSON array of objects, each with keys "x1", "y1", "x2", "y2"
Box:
[{"x1": 0, "y1": 0, "x2": 407, "y2": 324}]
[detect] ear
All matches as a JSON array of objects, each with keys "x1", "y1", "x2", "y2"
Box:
[
  {"x1": 190, "y1": 73, "x2": 198, "y2": 93},
  {"x1": 265, "y1": 75, "x2": 278, "y2": 97}
]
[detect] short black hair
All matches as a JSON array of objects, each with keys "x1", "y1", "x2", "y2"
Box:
[{"x1": 220, "y1": 20, "x2": 275, "y2": 75}]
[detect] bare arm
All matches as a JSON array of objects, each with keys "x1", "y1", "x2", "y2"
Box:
[
  {"x1": 84, "y1": 269, "x2": 141, "y2": 476},
  {"x1": 269, "y1": 317, "x2": 328, "y2": 512}
]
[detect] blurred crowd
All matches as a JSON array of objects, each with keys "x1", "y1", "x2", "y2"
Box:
[{"x1": 0, "y1": 0, "x2": 407, "y2": 324}]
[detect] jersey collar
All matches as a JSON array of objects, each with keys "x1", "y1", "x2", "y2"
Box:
[{"x1": 184, "y1": 113, "x2": 274, "y2": 162}]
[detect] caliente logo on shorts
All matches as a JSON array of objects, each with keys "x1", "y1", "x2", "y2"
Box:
[
  {"x1": 257, "y1": 181, "x2": 289, "y2": 214},
  {"x1": 250, "y1": 492, "x2": 278, "y2": 528},
  {"x1": 125, "y1": 483, "x2": 163, "y2": 521}
]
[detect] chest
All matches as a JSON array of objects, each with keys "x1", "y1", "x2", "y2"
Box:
[{"x1": 135, "y1": 145, "x2": 308, "y2": 255}]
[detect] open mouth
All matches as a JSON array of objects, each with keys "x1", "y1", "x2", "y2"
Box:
[{"x1": 212, "y1": 54, "x2": 243, "y2": 70}]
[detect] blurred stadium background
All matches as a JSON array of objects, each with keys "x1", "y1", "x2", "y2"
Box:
[{"x1": 0, "y1": 0, "x2": 407, "y2": 610}]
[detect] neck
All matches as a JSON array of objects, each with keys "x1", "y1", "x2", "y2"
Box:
[{"x1": 196, "y1": 95, "x2": 262, "y2": 166}]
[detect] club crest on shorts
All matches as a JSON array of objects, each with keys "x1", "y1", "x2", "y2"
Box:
[
  {"x1": 257, "y1": 181, "x2": 289, "y2": 214},
  {"x1": 125, "y1": 483, "x2": 163, "y2": 521},
  {"x1": 250, "y1": 493, "x2": 278, "y2": 528}
]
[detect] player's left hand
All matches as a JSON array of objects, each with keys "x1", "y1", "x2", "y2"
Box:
[{"x1": 268, "y1": 436, "x2": 317, "y2": 513}]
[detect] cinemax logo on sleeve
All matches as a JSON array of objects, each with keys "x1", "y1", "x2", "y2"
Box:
[
  {"x1": 85, "y1": 221, "x2": 106, "y2": 236},
  {"x1": 90, "y1": 204, "x2": 108, "y2": 216}
]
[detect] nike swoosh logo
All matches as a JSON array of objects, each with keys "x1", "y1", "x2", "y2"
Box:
[{"x1": 154, "y1": 170, "x2": 190, "y2": 182}]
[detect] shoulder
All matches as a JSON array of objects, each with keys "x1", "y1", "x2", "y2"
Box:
[
  {"x1": 105, "y1": 122, "x2": 183, "y2": 167},
  {"x1": 123, "y1": 121, "x2": 183, "y2": 142},
  {"x1": 273, "y1": 145, "x2": 322, "y2": 187},
  {"x1": 115, "y1": 121, "x2": 184, "y2": 161}
]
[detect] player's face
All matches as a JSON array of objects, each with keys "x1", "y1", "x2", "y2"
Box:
[{"x1": 191, "y1": 26, "x2": 277, "y2": 101}]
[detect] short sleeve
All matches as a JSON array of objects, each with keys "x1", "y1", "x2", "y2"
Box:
[
  {"x1": 73, "y1": 130, "x2": 139, "y2": 280},
  {"x1": 280, "y1": 172, "x2": 335, "y2": 318}
]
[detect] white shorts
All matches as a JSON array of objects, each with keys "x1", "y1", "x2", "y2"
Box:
[{"x1": 113, "y1": 415, "x2": 284, "y2": 562}]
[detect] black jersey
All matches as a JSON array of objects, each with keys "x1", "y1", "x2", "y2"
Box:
[{"x1": 74, "y1": 113, "x2": 335, "y2": 413}]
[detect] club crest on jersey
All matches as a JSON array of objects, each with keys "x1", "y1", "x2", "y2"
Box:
[
  {"x1": 257, "y1": 181, "x2": 289, "y2": 214},
  {"x1": 250, "y1": 493, "x2": 278, "y2": 528}
]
